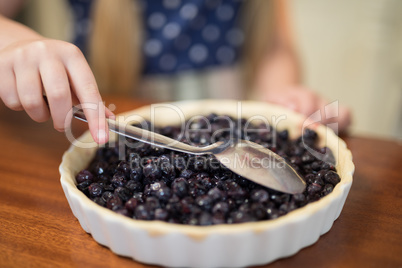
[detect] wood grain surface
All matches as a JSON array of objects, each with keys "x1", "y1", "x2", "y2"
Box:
[{"x1": 0, "y1": 97, "x2": 401, "y2": 268}]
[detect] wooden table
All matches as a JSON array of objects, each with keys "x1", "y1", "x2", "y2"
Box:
[{"x1": 1, "y1": 97, "x2": 401, "y2": 268}]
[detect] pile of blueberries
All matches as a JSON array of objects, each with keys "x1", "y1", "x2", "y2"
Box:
[{"x1": 76, "y1": 113, "x2": 341, "y2": 225}]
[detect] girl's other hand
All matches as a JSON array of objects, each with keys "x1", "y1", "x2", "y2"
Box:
[{"x1": 263, "y1": 86, "x2": 352, "y2": 134}]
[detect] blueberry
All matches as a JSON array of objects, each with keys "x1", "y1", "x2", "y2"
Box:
[
  {"x1": 279, "y1": 202, "x2": 293, "y2": 215},
  {"x1": 311, "y1": 161, "x2": 322, "y2": 171},
  {"x1": 322, "y1": 183, "x2": 334, "y2": 196},
  {"x1": 166, "y1": 201, "x2": 182, "y2": 216},
  {"x1": 292, "y1": 193, "x2": 306, "y2": 204},
  {"x1": 150, "y1": 182, "x2": 163, "y2": 192},
  {"x1": 324, "y1": 171, "x2": 341, "y2": 186},
  {"x1": 106, "y1": 194, "x2": 123, "y2": 210},
  {"x1": 278, "y1": 130, "x2": 289, "y2": 141},
  {"x1": 103, "y1": 184, "x2": 114, "y2": 192},
  {"x1": 316, "y1": 170, "x2": 328, "y2": 180},
  {"x1": 135, "y1": 204, "x2": 153, "y2": 220},
  {"x1": 230, "y1": 211, "x2": 256, "y2": 224},
  {"x1": 77, "y1": 180, "x2": 91, "y2": 195},
  {"x1": 193, "y1": 157, "x2": 206, "y2": 171},
  {"x1": 161, "y1": 162, "x2": 175, "y2": 178},
  {"x1": 313, "y1": 177, "x2": 325, "y2": 187},
  {"x1": 290, "y1": 156, "x2": 302, "y2": 166},
  {"x1": 187, "y1": 216, "x2": 199, "y2": 226},
  {"x1": 114, "y1": 187, "x2": 131, "y2": 202},
  {"x1": 154, "y1": 208, "x2": 169, "y2": 221},
  {"x1": 92, "y1": 197, "x2": 105, "y2": 207},
  {"x1": 179, "y1": 196, "x2": 194, "y2": 214},
  {"x1": 304, "y1": 174, "x2": 316, "y2": 184},
  {"x1": 111, "y1": 173, "x2": 126, "y2": 188},
  {"x1": 270, "y1": 193, "x2": 290, "y2": 205},
  {"x1": 199, "y1": 212, "x2": 213, "y2": 226},
  {"x1": 76, "y1": 170, "x2": 93, "y2": 184},
  {"x1": 251, "y1": 203, "x2": 267, "y2": 220},
  {"x1": 303, "y1": 129, "x2": 318, "y2": 141},
  {"x1": 125, "y1": 197, "x2": 141, "y2": 212},
  {"x1": 195, "y1": 195, "x2": 213, "y2": 211},
  {"x1": 101, "y1": 191, "x2": 114, "y2": 203},
  {"x1": 212, "y1": 202, "x2": 229, "y2": 216},
  {"x1": 180, "y1": 169, "x2": 194, "y2": 179},
  {"x1": 307, "y1": 183, "x2": 322, "y2": 196},
  {"x1": 250, "y1": 189, "x2": 269, "y2": 203},
  {"x1": 155, "y1": 186, "x2": 172, "y2": 202},
  {"x1": 78, "y1": 113, "x2": 342, "y2": 225},
  {"x1": 132, "y1": 192, "x2": 144, "y2": 202},
  {"x1": 93, "y1": 161, "x2": 108, "y2": 176},
  {"x1": 171, "y1": 177, "x2": 189, "y2": 198},
  {"x1": 143, "y1": 163, "x2": 162, "y2": 181},
  {"x1": 125, "y1": 180, "x2": 143, "y2": 193},
  {"x1": 207, "y1": 187, "x2": 225, "y2": 202},
  {"x1": 212, "y1": 213, "x2": 226, "y2": 225},
  {"x1": 145, "y1": 196, "x2": 161, "y2": 211},
  {"x1": 189, "y1": 182, "x2": 207, "y2": 198},
  {"x1": 129, "y1": 166, "x2": 143, "y2": 181},
  {"x1": 226, "y1": 182, "x2": 247, "y2": 200},
  {"x1": 115, "y1": 208, "x2": 130, "y2": 217},
  {"x1": 173, "y1": 156, "x2": 187, "y2": 172},
  {"x1": 117, "y1": 161, "x2": 131, "y2": 176},
  {"x1": 88, "y1": 183, "x2": 103, "y2": 198},
  {"x1": 200, "y1": 176, "x2": 215, "y2": 190},
  {"x1": 266, "y1": 208, "x2": 279, "y2": 219},
  {"x1": 301, "y1": 153, "x2": 315, "y2": 164}
]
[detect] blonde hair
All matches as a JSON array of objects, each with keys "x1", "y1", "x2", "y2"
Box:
[
  {"x1": 89, "y1": 0, "x2": 142, "y2": 95},
  {"x1": 89, "y1": 0, "x2": 276, "y2": 95}
]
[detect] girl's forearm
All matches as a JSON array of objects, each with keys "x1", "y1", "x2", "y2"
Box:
[
  {"x1": 0, "y1": 0, "x2": 25, "y2": 18},
  {"x1": 0, "y1": 15, "x2": 42, "y2": 50},
  {"x1": 254, "y1": 46, "x2": 301, "y2": 93}
]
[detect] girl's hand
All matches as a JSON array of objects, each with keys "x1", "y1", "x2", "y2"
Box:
[
  {"x1": 0, "y1": 38, "x2": 110, "y2": 143},
  {"x1": 263, "y1": 86, "x2": 352, "y2": 133}
]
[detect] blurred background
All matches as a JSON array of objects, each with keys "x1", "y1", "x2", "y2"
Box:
[{"x1": 16, "y1": 0, "x2": 402, "y2": 140}]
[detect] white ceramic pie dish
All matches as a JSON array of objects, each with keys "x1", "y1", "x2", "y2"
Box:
[{"x1": 60, "y1": 100, "x2": 354, "y2": 267}]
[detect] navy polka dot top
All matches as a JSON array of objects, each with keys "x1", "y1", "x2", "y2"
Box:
[{"x1": 69, "y1": 0, "x2": 244, "y2": 75}]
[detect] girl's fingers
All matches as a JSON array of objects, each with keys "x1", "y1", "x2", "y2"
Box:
[
  {"x1": 64, "y1": 48, "x2": 108, "y2": 144},
  {"x1": 105, "y1": 107, "x2": 116, "y2": 119},
  {"x1": 337, "y1": 105, "x2": 352, "y2": 133},
  {"x1": 1, "y1": 39, "x2": 110, "y2": 144},
  {"x1": 72, "y1": 92, "x2": 114, "y2": 119},
  {"x1": 294, "y1": 89, "x2": 320, "y2": 117},
  {"x1": 39, "y1": 59, "x2": 72, "y2": 132},
  {"x1": 14, "y1": 65, "x2": 50, "y2": 123},
  {"x1": 0, "y1": 64, "x2": 23, "y2": 111}
]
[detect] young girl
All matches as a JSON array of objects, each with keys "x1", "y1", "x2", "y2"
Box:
[{"x1": 0, "y1": 0, "x2": 351, "y2": 144}]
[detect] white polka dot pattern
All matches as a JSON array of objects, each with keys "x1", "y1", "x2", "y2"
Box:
[
  {"x1": 68, "y1": 0, "x2": 245, "y2": 74},
  {"x1": 163, "y1": 22, "x2": 181, "y2": 39},
  {"x1": 163, "y1": 0, "x2": 181, "y2": 10},
  {"x1": 216, "y1": 4, "x2": 234, "y2": 21},
  {"x1": 144, "y1": 39, "x2": 162, "y2": 57},
  {"x1": 202, "y1": 24, "x2": 221, "y2": 42},
  {"x1": 180, "y1": 3, "x2": 198, "y2": 20},
  {"x1": 189, "y1": 44, "x2": 209, "y2": 63},
  {"x1": 148, "y1": 12, "x2": 167, "y2": 30}
]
